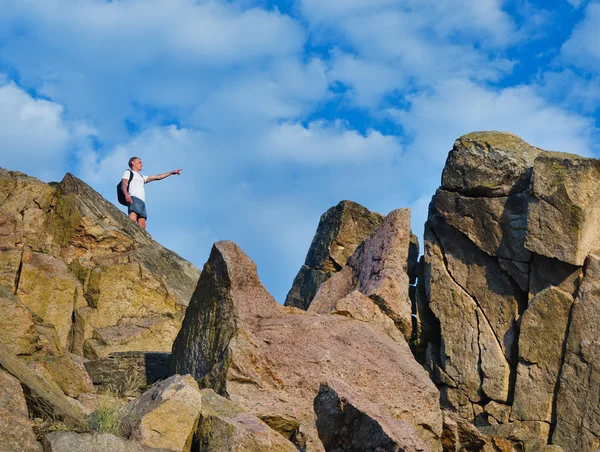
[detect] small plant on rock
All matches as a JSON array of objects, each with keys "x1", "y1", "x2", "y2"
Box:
[{"x1": 87, "y1": 393, "x2": 125, "y2": 435}]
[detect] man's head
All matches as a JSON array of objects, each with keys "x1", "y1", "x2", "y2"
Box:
[{"x1": 128, "y1": 157, "x2": 143, "y2": 171}]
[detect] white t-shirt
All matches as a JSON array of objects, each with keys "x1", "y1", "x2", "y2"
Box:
[{"x1": 122, "y1": 170, "x2": 148, "y2": 202}]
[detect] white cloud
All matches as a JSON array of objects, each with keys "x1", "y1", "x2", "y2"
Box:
[
  {"x1": 390, "y1": 77, "x2": 595, "y2": 168},
  {"x1": 560, "y1": 2, "x2": 600, "y2": 72},
  {"x1": 0, "y1": 77, "x2": 95, "y2": 181},
  {"x1": 0, "y1": 0, "x2": 310, "y2": 144},
  {"x1": 261, "y1": 120, "x2": 401, "y2": 165},
  {"x1": 567, "y1": 0, "x2": 585, "y2": 8}
]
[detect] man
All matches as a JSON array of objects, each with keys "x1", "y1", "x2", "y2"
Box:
[{"x1": 122, "y1": 157, "x2": 182, "y2": 229}]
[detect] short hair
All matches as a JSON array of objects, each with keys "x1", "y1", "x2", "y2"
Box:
[{"x1": 128, "y1": 157, "x2": 140, "y2": 169}]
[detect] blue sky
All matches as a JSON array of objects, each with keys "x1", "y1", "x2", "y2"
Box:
[{"x1": 1, "y1": 0, "x2": 599, "y2": 302}]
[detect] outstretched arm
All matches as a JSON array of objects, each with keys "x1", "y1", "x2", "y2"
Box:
[{"x1": 146, "y1": 169, "x2": 182, "y2": 182}]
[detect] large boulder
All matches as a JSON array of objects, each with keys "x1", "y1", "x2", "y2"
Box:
[
  {"x1": 196, "y1": 388, "x2": 298, "y2": 451},
  {"x1": 314, "y1": 379, "x2": 429, "y2": 452},
  {"x1": 285, "y1": 200, "x2": 383, "y2": 309},
  {"x1": 118, "y1": 374, "x2": 203, "y2": 452},
  {"x1": 420, "y1": 131, "x2": 600, "y2": 451},
  {"x1": 171, "y1": 241, "x2": 442, "y2": 451},
  {"x1": 310, "y1": 209, "x2": 416, "y2": 341},
  {"x1": 0, "y1": 169, "x2": 200, "y2": 358},
  {"x1": 42, "y1": 432, "x2": 151, "y2": 452},
  {"x1": 525, "y1": 152, "x2": 600, "y2": 266},
  {"x1": 0, "y1": 368, "x2": 39, "y2": 452}
]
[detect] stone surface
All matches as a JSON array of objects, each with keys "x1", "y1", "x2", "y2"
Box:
[
  {"x1": 441, "y1": 131, "x2": 541, "y2": 196},
  {"x1": 0, "y1": 284, "x2": 54, "y2": 357},
  {"x1": 43, "y1": 431, "x2": 151, "y2": 452},
  {"x1": 29, "y1": 354, "x2": 95, "y2": 398},
  {"x1": 0, "y1": 368, "x2": 40, "y2": 452},
  {"x1": 512, "y1": 287, "x2": 573, "y2": 423},
  {"x1": 196, "y1": 388, "x2": 298, "y2": 451},
  {"x1": 479, "y1": 422, "x2": 550, "y2": 452},
  {"x1": 84, "y1": 352, "x2": 170, "y2": 396},
  {"x1": 0, "y1": 169, "x2": 200, "y2": 358},
  {"x1": 310, "y1": 209, "x2": 416, "y2": 341},
  {"x1": 525, "y1": 152, "x2": 600, "y2": 266},
  {"x1": 285, "y1": 200, "x2": 383, "y2": 309},
  {"x1": 552, "y1": 254, "x2": 600, "y2": 451},
  {"x1": 441, "y1": 411, "x2": 515, "y2": 452},
  {"x1": 314, "y1": 379, "x2": 429, "y2": 452},
  {"x1": 432, "y1": 189, "x2": 531, "y2": 262},
  {"x1": 0, "y1": 342, "x2": 88, "y2": 429},
  {"x1": 171, "y1": 241, "x2": 442, "y2": 451},
  {"x1": 119, "y1": 374, "x2": 202, "y2": 452},
  {"x1": 423, "y1": 220, "x2": 515, "y2": 406}
]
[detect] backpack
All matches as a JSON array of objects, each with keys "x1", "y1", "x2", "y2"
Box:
[{"x1": 117, "y1": 170, "x2": 134, "y2": 206}]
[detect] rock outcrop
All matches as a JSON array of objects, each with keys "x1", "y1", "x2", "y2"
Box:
[
  {"x1": 0, "y1": 169, "x2": 200, "y2": 358},
  {"x1": 43, "y1": 431, "x2": 152, "y2": 452},
  {"x1": 309, "y1": 208, "x2": 416, "y2": 342},
  {"x1": 171, "y1": 241, "x2": 442, "y2": 451},
  {"x1": 420, "y1": 131, "x2": 600, "y2": 451},
  {"x1": 284, "y1": 200, "x2": 383, "y2": 309}
]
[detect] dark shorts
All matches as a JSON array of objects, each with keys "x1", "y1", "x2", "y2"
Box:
[{"x1": 128, "y1": 196, "x2": 147, "y2": 219}]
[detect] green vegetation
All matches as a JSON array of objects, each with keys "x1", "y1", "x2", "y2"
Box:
[{"x1": 87, "y1": 394, "x2": 124, "y2": 435}]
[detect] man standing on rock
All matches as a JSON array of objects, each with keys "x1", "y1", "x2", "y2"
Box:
[{"x1": 122, "y1": 157, "x2": 182, "y2": 229}]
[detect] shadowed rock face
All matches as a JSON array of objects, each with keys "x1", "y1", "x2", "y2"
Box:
[
  {"x1": 284, "y1": 200, "x2": 384, "y2": 309},
  {"x1": 171, "y1": 241, "x2": 442, "y2": 452},
  {"x1": 420, "y1": 131, "x2": 600, "y2": 451},
  {"x1": 314, "y1": 379, "x2": 430, "y2": 452},
  {"x1": 0, "y1": 168, "x2": 200, "y2": 357}
]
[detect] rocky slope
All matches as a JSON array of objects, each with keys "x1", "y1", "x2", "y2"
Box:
[
  {"x1": 0, "y1": 169, "x2": 200, "y2": 358},
  {"x1": 419, "y1": 131, "x2": 600, "y2": 451}
]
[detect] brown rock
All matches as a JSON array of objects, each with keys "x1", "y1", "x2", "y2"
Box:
[
  {"x1": 29, "y1": 354, "x2": 95, "y2": 398},
  {"x1": 314, "y1": 379, "x2": 429, "y2": 452},
  {"x1": 310, "y1": 209, "x2": 416, "y2": 342},
  {"x1": 525, "y1": 152, "x2": 600, "y2": 266},
  {"x1": 285, "y1": 200, "x2": 383, "y2": 309},
  {"x1": 432, "y1": 189, "x2": 531, "y2": 262},
  {"x1": 0, "y1": 368, "x2": 40, "y2": 452},
  {"x1": 197, "y1": 388, "x2": 298, "y2": 451},
  {"x1": 16, "y1": 250, "x2": 85, "y2": 349},
  {"x1": 42, "y1": 431, "x2": 151, "y2": 451},
  {"x1": 424, "y1": 220, "x2": 515, "y2": 405},
  {"x1": 479, "y1": 421, "x2": 550, "y2": 452},
  {"x1": 0, "y1": 284, "x2": 48, "y2": 356},
  {"x1": 310, "y1": 290, "x2": 405, "y2": 343},
  {"x1": 528, "y1": 254, "x2": 582, "y2": 299},
  {"x1": 119, "y1": 374, "x2": 202, "y2": 452},
  {"x1": 0, "y1": 342, "x2": 87, "y2": 430},
  {"x1": 512, "y1": 287, "x2": 573, "y2": 423},
  {"x1": 441, "y1": 131, "x2": 541, "y2": 196},
  {"x1": 442, "y1": 411, "x2": 516, "y2": 452},
  {"x1": 171, "y1": 241, "x2": 442, "y2": 451},
  {"x1": 0, "y1": 169, "x2": 200, "y2": 358},
  {"x1": 552, "y1": 254, "x2": 600, "y2": 451}
]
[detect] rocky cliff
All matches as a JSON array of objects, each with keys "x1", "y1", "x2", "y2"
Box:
[
  {"x1": 0, "y1": 169, "x2": 200, "y2": 358},
  {"x1": 420, "y1": 131, "x2": 600, "y2": 451}
]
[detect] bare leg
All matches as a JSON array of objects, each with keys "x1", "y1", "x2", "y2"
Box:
[
  {"x1": 138, "y1": 217, "x2": 147, "y2": 229},
  {"x1": 129, "y1": 212, "x2": 138, "y2": 222}
]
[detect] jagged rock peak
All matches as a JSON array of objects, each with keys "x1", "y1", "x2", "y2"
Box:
[
  {"x1": 284, "y1": 200, "x2": 384, "y2": 310},
  {"x1": 171, "y1": 239, "x2": 443, "y2": 451}
]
